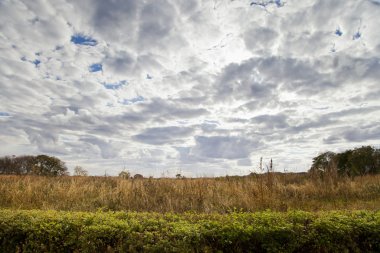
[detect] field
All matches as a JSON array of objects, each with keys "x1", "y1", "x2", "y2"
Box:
[
  {"x1": 1, "y1": 174, "x2": 379, "y2": 252},
  {"x1": 0, "y1": 174, "x2": 379, "y2": 212}
]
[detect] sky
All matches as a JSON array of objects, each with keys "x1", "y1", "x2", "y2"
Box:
[{"x1": 0, "y1": 0, "x2": 379, "y2": 177}]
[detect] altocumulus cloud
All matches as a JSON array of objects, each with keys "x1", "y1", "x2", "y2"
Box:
[{"x1": 0, "y1": 0, "x2": 379, "y2": 176}]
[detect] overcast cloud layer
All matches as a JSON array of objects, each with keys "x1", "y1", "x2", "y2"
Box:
[{"x1": 1, "y1": 0, "x2": 379, "y2": 176}]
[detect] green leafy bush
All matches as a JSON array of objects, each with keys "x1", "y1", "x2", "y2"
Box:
[{"x1": 0, "y1": 210, "x2": 379, "y2": 252}]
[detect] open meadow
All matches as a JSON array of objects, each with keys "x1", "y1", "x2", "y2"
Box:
[{"x1": 0, "y1": 173, "x2": 379, "y2": 213}]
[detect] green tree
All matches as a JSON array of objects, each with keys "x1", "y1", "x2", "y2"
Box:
[
  {"x1": 31, "y1": 155, "x2": 68, "y2": 176},
  {"x1": 310, "y1": 146, "x2": 380, "y2": 177},
  {"x1": 348, "y1": 146, "x2": 379, "y2": 176},
  {"x1": 310, "y1": 151, "x2": 336, "y2": 173}
]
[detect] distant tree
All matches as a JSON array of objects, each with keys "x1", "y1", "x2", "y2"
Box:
[
  {"x1": 176, "y1": 173, "x2": 185, "y2": 179},
  {"x1": 13, "y1": 156, "x2": 35, "y2": 174},
  {"x1": 0, "y1": 156, "x2": 14, "y2": 174},
  {"x1": 309, "y1": 146, "x2": 380, "y2": 177},
  {"x1": 310, "y1": 151, "x2": 336, "y2": 173},
  {"x1": 348, "y1": 146, "x2": 379, "y2": 176},
  {"x1": 31, "y1": 155, "x2": 68, "y2": 176},
  {"x1": 118, "y1": 170, "x2": 131, "y2": 179},
  {"x1": 0, "y1": 155, "x2": 67, "y2": 176},
  {"x1": 73, "y1": 166, "x2": 88, "y2": 176},
  {"x1": 133, "y1": 174, "x2": 144, "y2": 179}
]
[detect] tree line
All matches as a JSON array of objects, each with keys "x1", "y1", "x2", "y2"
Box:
[
  {"x1": 1, "y1": 146, "x2": 379, "y2": 177},
  {"x1": 309, "y1": 146, "x2": 380, "y2": 176},
  {"x1": 0, "y1": 155, "x2": 68, "y2": 176}
]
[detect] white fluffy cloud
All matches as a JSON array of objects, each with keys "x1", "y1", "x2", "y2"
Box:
[{"x1": 0, "y1": 0, "x2": 379, "y2": 176}]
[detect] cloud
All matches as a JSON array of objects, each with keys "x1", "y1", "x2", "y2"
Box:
[
  {"x1": 0, "y1": 112, "x2": 11, "y2": 117},
  {"x1": 80, "y1": 136, "x2": 121, "y2": 159},
  {"x1": 0, "y1": 0, "x2": 379, "y2": 176},
  {"x1": 369, "y1": 0, "x2": 380, "y2": 6},
  {"x1": 251, "y1": 114, "x2": 289, "y2": 129},
  {"x1": 244, "y1": 26, "x2": 278, "y2": 53},
  {"x1": 133, "y1": 126, "x2": 194, "y2": 145},
  {"x1": 190, "y1": 136, "x2": 260, "y2": 160}
]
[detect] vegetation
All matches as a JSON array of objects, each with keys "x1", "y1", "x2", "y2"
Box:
[
  {"x1": 0, "y1": 147, "x2": 379, "y2": 252},
  {"x1": 0, "y1": 173, "x2": 379, "y2": 213},
  {"x1": 0, "y1": 209, "x2": 378, "y2": 253},
  {"x1": 310, "y1": 146, "x2": 380, "y2": 176},
  {"x1": 74, "y1": 166, "x2": 88, "y2": 176},
  {"x1": 0, "y1": 155, "x2": 67, "y2": 176}
]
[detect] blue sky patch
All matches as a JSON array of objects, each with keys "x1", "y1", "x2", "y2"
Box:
[
  {"x1": 103, "y1": 80, "x2": 127, "y2": 90},
  {"x1": 250, "y1": 0, "x2": 285, "y2": 8},
  {"x1": 89, "y1": 63, "x2": 102, "y2": 72},
  {"x1": 335, "y1": 28, "x2": 343, "y2": 36},
  {"x1": 353, "y1": 31, "x2": 361, "y2": 40},
  {"x1": 33, "y1": 59, "x2": 41, "y2": 67},
  {"x1": 370, "y1": 0, "x2": 380, "y2": 5},
  {"x1": 0, "y1": 112, "x2": 11, "y2": 117},
  {"x1": 71, "y1": 34, "x2": 97, "y2": 46},
  {"x1": 120, "y1": 96, "x2": 144, "y2": 105}
]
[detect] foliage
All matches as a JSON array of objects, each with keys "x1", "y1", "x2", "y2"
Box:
[
  {"x1": 310, "y1": 146, "x2": 380, "y2": 176},
  {"x1": 133, "y1": 173, "x2": 144, "y2": 179},
  {"x1": 74, "y1": 166, "x2": 88, "y2": 176},
  {"x1": 0, "y1": 209, "x2": 379, "y2": 253},
  {"x1": 0, "y1": 155, "x2": 68, "y2": 176},
  {"x1": 118, "y1": 170, "x2": 131, "y2": 179}
]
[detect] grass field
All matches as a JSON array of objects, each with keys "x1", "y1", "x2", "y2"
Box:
[{"x1": 0, "y1": 173, "x2": 379, "y2": 212}]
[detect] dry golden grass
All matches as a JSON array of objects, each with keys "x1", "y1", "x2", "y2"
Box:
[{"x1": 0, "y1": 173, "x2": 379, "y2": 213}]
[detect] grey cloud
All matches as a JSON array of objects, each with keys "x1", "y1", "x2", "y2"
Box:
[
  {"x1": 237, "y1": 55, "x2": 380, "y2": 96},
  {"x1": 191, "y1": 136, "x2": 260, "y2": 159},
  {"x1": 70, "y1": 0, "x2": 139, "y2": 42},
  {"x1": 103, "y1": 50, "x2": 136, "y2": 77},
  {"x1": 237, "y1": 158, "x2": 252, "y2": 166},
  {"x1": 174, "y1": 0, "x2": 200, "y2": 16},
  {"x1": 323, "y1": 125, "x2": 380, "y2": 144},
  {"x1": 138, "y1": 98, "x2": 209, "y2": 120},
  {"x1": 251, "y1": 114, "x2": 289, "y2": 129},
  {"x1": 24, "y1": 128, "x2": 68, "y2": 155},
  {"x1": 138, "y1": 0, "x2": 176, "y2": 48},
  {"x1": 200, "y1": 121, "x2": 219, "y2": 133},
  {"x1": 213, "y1": 55, "x2": 343, "y2": 105},
  {"x1": 215, "y1": 59, "x2": 277, "y2": 102},
  {"x1": 333, "y1": 56, "x2": 380, "y2": 82},
  {"x1": 291, "y1": 106, "x2": 380, "y2": 133},
  {"x1": 133, "y1": 126, "x2": 194, "y2": 145},
  {"x1": 369, "y1": 0, "x2": 380, "y2": 6},
  {"x1": 80, "y1": 136, "x2": 120, "y2": 159},
  {"x1": 343, "y1": 126, "x2": 380, "y2": 142},
  {"x1": 257, "y1": 56, "x2": 335, "y2": 94},
  {"x1": 244, "y1": 26, "x2": 278, "y2": 53}
]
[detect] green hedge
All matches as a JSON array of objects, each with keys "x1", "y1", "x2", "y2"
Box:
[{"x1": 0, "y1": 210, "x2": 379, "y2": 252}]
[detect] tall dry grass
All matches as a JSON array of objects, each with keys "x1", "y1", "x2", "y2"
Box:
[{"x1": 0, "y1": 173, "x2": 379, "y2": 213}]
